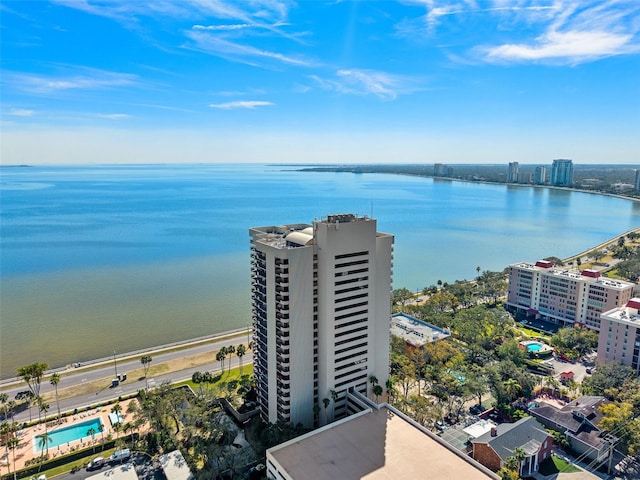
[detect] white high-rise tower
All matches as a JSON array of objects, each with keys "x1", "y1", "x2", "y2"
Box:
[{"x1": 250, "y1": 214, "x2": 394, "y2": 428}]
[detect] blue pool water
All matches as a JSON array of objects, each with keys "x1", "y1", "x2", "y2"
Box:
[
  {"x1": 527, "y1": 343, "x2": 543, "y2": 352},
  {"x1": 34, "y1": 418, "x2": 103, "y2": 451}
]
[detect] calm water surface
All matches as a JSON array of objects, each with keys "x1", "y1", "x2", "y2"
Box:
[{"x1": 1, "y1": 164, "x2": 638, "y2": 378}]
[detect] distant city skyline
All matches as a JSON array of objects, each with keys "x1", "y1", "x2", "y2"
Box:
[{"x1": 1, "y1": 1, "x2": 639, "y2": 165}]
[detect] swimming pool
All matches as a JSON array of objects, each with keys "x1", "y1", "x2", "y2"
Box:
[
  {"x1": 34, "y1": 418, "x2": 103, "y2": 452},
  {"x1": 527, "y1": 343, "x2": 543, "y2": 352}
]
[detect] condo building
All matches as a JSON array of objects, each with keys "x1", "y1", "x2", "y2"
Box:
[
  {"x1": 597, "y1": 299, "x2": 640, "y2": 374},
  {"x1": 508, "y1": 162, "x2": 519, "y2": 183},
  {"x1": 534, "y1": 166, "x2": 547, "y2": 185},
  {"x1": 506, "y1": 260, "x2": 633, "y2": 330},
  {"x1": 250, "y1": 214, "x2": 394, "y2": 428},
  {"x1": 550, "y1": 159, "x2": 574, "y2": 186}
]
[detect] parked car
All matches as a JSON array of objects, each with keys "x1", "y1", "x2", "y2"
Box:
[
  {"x1": 87, "y1": 457, "x2": 105, "y2": 470},
  {"x1": 110, "y1": 449, "x2": 131, "y2": 463}
]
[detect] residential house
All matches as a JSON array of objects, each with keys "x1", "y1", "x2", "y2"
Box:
[
  {"x1": 472, "y1": 417, "x2": 553, "y2": 477},
  {"x1": 529, "y1": 396, "x2": 615, "y2": 465}
]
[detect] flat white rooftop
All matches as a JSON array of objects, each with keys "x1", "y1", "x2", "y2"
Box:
[
  {"x1": 391, "y1": 312, "x2": 450, "y2": 347},
  {"x1": 159, "y1": 450, "x2": 194, "y2": 480},
  {"x1": 268, "y1": 405, "x2": 498, "y2": 480}
]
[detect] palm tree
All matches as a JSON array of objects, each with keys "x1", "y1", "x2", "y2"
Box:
[
  {"x1": 216, "y1": 350, "x2": 225, "y2": 373},
  {"x1": 50, "y1": 373, "x2": 61, "y2": 422},
  {"x1": 17, "y1": 363, "x2": 48, "y2": 401},
  {"x1": 0, "y1": 393, "x2": 8, "y2": 420},
  {"x1": 504, "y1": 455, "x2": 519, "y2": 473},
  {"x1": 111, "y1": 403, "x2": 123, "y2": 424},
  {"x1": 385, "y1": 378, "x2": 394, "y2": 402},
  {"x1": 226, "y1": 345, "x2": 236, "y2": 373},
  {"x1": 98, "y1": 422, "x2": 105, "y2": 451},
  {"x1": 87, "y1": 427, "x2": 97, "y2": 453},
  {"x1": 545, "y1": 375, "x2": 560, "y2": 397},
  {"x1": 322, "y1": 397, "x2": 330, "y2": 422},
  {"x1": 373, "y1": 385, "x2": 383, "y2": 403},
  {"x1": 512, "y1": 447, "x2": 526, "y2": 475},
  {"x1": 38, "y1": 398, "x2": 50, "y2": 426},
  {"x1": 236, "y1": 344, "x2": 246, "y2": 375},
  {"x1": 503, "y1": 378, "x2": 521, "y2": 403},
  {"x1": 7, "y1": 435, "x2": 19, "y2": 480},
  {"x1": 122, "y1": 422, "x2": 133, "y2": 447},
  {"x1": 140, "y1": 355, "x2": 153, "y2": 389},
  {"x1": 330, "y1": 389, "x2": 339, "y2": 422},
  {"x1": 37, "y1": 431, "x2": 52, "y2": 466}
]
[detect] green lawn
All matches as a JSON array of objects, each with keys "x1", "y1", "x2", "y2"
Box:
[{"x1": 538, "y1": 454, "x2": 581, "y2": 475}]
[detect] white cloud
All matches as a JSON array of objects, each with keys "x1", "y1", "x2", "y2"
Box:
[
  {"x1": 208, "y1": 101, "x2": 274, "y2": 109},
  {"x1": 478, "y1": 1, "x2": 640, "y2": 64},
  {"x1": 193, "y1": 23, "x2": 257, "y2": 31},
  {"x1": 485, "y1": 30, "x2": 635, "y2": 63},
  {"x1": 5, "y1": 69, "x2": 138, "y2": 94},
  {"x1": 98, "y1": 113, "x2": 131, "y2": 120},
  {"x1": 8, "y1": 108, "x2": 35, "y2": 117},
  {"x1": 184, "y1": 30, "x2": 311, "y2": 66},
  {"x1": 311, "y1": 69, "x2": 425, "y2": 100}
]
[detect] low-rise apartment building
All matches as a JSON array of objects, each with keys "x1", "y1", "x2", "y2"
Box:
[{"x1": 506, "y1": 260, "x2": 633, "y2": 330}]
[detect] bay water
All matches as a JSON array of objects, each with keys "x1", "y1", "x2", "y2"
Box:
[{"x1": 1, "y1": 164, "x2": 638, "y2": 379}]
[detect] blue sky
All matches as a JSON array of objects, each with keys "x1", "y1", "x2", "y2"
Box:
[{"x1": 1, "y1": 0, "x2": 639, "y2": 165}]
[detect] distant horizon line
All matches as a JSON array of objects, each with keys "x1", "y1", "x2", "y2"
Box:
[{"x1": 1, "y1": 162, "x2": 639, "y2": 168}]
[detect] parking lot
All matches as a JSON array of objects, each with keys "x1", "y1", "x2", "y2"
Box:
[{"x1": 544, "y1": 356, "x2": 592, "y2": 384}]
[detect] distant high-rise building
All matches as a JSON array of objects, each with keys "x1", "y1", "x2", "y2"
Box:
[
  {"x1": 433, "y1": 163, "x2": 444, "y2": 176},
  {"x1": 550, "y1": 159, "x2": 573, "y2": 186},
  {"x1": 508, "y1": 162, "x2": 519, "y2": 183},
  {"x1": 446, "y1": 166, "x2": 454, "y2": 177},
  {"x1": 534, "y1": 166, "x2": 547, "y2": 185},
  {"x1": 635, "y1": 170, "x2": 640, "y2": 191},
  {"x1": 250, "y1": 214, "x2": 394, "y2": 428}
]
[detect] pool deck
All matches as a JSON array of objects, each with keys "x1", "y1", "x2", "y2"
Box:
[{"x1": 1, "y1": 398, "x2": 138, "y2": 472}]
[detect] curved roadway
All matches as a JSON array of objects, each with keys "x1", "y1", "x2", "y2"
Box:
[{"x1": 1, "y1": 331, "x2": 253, "y2": 424}]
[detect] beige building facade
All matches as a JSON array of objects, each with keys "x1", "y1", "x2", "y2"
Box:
[
  {"x1": 250, "y1": 214, "x2": 394, "y2": 428},
  {"x1": 506, "y1": 260, "x2": 633, "y2": 330}
]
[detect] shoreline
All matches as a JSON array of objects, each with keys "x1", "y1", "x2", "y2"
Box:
[
  {"x1": 4, "y1": 227, "x2": 637, "y2": 387},
  {"x1": 0, "y1": 326, "x2": 250, "y2": 387}
]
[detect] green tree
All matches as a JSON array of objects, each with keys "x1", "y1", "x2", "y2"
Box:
[
  {"x1": 38, "y1": 398, "x2": 50, "y2": 425},
  {"x1": 17, "y1": 363, "x2": 48, "y2": 399},
  {"x1": 545, "y1": 376, "x2": 560, "y2": 397},
  {"x1": 236, "y1": 343, "x2": 246, "y2": 375},
  {"x1": 599, "y1": 402, "x2": 640, "y2": 454},
  {"x1": 50, "y1": 373, "x2": 61, "y2": 421},
  {"x1": 372, "y1": 385, "x2": 383, "y2": 403},
  {"x1": 98, "y1": 422, "x2": 105, "y2": 451},
  {"x1": 17, "y1": 363, "x2": 48, "y2": 421},
  {"x1": 582, "y1": 363, "x2": 634, "y2": 397},
  {"x1": 512, "y1": 447, "x2": 525, "y2": 475},
  {"x1": 392, "y1": 287, "x2": 414, "y2": 307},
  {"x1": 503, "y1": 378, "x2": 522, "y2": 402},
  {"x1": 87, "y1": 427, "x2": 97, "y2": 453},
  {"x1": 37, "y1": 431, "x2": 52, "y2": 465},
  {"x1": 140, "y1": 355, "x2": 153, "y2": 389},
  {"x1": 216, "y1": 350, "x2": 225, "y2": 373},
  {"x1": 226, "y1": 345, "x2": 236, "y2": 373},
  {"x1": 7, "y1": 435, "x2": 19, "y2": 480}
]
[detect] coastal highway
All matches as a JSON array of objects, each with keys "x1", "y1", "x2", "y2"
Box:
[{"x1": 0, "y1": 331, "x2": 253, "y2": 424}]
